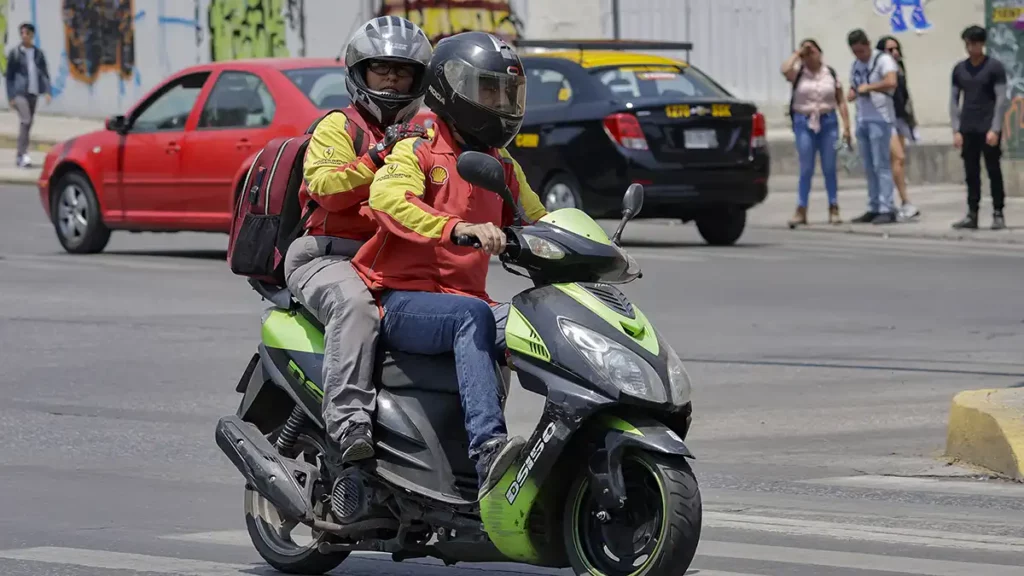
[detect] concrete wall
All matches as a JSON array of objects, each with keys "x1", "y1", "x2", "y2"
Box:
[{"x1": 794, "y1": 0, "x2": 986, "y2": 128}]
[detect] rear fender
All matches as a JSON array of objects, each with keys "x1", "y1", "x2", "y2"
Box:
[{"x1": 586, "y1": 412, "x2": 694, "y2": 510}]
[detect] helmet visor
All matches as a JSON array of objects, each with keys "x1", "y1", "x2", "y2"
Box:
[{"x1": 443, "y1": 58, "x2": 526, "y2": 117}]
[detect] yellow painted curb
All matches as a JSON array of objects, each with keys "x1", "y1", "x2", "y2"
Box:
[{"x1": 945, "y1": 388, "x2": 1024, "y2": 481}]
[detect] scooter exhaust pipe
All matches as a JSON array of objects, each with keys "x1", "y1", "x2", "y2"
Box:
[{"x1": 214, "y1": 415, "x2": 314, "y2": 522}]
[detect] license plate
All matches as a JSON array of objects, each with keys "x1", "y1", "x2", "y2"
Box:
[{"x1": 684, "y1": 129, "x2": 717, "y2": 149}]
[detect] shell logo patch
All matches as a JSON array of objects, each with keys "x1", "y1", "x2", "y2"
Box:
[{"x1": 429, "y1": 165, "x2": 448, "y2": 185}]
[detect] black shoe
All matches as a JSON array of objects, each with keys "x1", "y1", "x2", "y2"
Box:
[
  {"x1": 952, "y1": 212, "x2": 978, "y2": 230},
  {"x1": 335, "y1": 422, "x2": 375, "y2": 464},
  {"x1": 851, "y1": 211, "x2": 878, "y2": 223},
  {"x1": 872, "y1": 212, "x2": 897, "y2": 225},
  {"x1": 475, "y1": 435, "x2": 526, "y2": 498},
  {"x1": 992, "y1": 211, "x2": 1006, "y2": 230}
]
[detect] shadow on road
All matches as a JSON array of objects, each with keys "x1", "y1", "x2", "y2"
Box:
[{"x1": 682, "y1": 356, "x2": 1024, "y2": 378}]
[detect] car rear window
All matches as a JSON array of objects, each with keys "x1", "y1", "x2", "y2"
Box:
[
  {"x1": 592, "y1": 65, "x2": 730, "y2": 101},
  {"x1": 283, "y1": 67, "x2": 351, "y2": 109}
]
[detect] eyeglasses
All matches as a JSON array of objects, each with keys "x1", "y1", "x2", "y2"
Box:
[{"x1": 368, "y1": 61, "x2": 415, "y2": 78}]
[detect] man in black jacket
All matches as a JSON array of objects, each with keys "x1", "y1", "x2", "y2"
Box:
[
  {"x1": 5, "y1": 22, "x2": 52, "y2": 168},
  {"x1": 950, "y1": 25, "x2": 1009, "y2": 230}
]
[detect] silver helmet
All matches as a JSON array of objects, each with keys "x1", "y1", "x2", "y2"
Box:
[{"x1": 344, "y1": 16, "x2": 433, "y2": 126}]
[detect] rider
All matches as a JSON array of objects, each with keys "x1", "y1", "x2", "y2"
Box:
[
  {"x1": 351, "y1": 31, "x2": 548, "y2": 497},
  {"x1": 283, "y1": 15, "x2": 432, "y2": 464}
]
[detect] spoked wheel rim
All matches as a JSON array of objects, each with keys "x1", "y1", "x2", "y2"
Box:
[
  {"x1": 57, "y1": 184, "x2": 90, "y2": 245},
  {"x1": 544, "y1": 183, "x2": 577, "y2": 211},
  {"x1": 572, "y1": 457, "x2": 666, "y2": 576},
  {"x1": 244, "y1": 432, "x2": 331, "y2": 558}
]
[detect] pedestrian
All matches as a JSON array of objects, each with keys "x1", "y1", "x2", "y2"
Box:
[
  {"x1": 950, "y1": 25, "x2": 1009, "y2": 230},
  {"x1": 4, "y1": 22, "x2": 51, "y2": 168},
  {"x1": 876, "y1": 35, "x2": 920, "y2": 221},
  {"x1": 846, "y1": 29, "x2": 899, "y2": 225},
  {"x1": 781, "y1": 39, "x2": 852, "y2": 228}
]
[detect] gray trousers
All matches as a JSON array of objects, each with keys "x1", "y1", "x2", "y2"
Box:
[
  {"x1": 284, "y1": 235, "x2": 380, "y2": 443},
  {"x1": 12, "y1": 95, "x2": 38, "y2": 158}
]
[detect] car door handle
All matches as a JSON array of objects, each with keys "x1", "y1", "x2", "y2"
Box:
[
  {"x1": 236, "y1": 138, "x2": 251, "y2": 150},
  {"x1": 166, "y1": 141, "x2": 181, "y2": 154}
]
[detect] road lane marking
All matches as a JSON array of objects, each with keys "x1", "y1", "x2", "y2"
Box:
[
  {"x1": 704, "y1": 512, "x2": 1024, "y2": 553},
  {"x1": 0, "y1": 546, "x2": 256, "y2": 576},
  {"x1": 800, "y1": 474, "x2": 1024, "y2": 498},
  {"x1": 696, "y1": 540, "x2": 1022, "y2": 576}
]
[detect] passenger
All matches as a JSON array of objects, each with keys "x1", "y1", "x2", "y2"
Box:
[
  {"x1": 282, "y1": 16, "x2": 432, "y2": 464},
  {"x1": 351, "y1": 31, "x2": 548, "y2": 497}
]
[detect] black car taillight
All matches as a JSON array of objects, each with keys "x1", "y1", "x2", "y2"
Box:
[
  {"x1": 750, "y1": 111, "x2": 767, "y2": 150},
  {"x1": 603, "y1": 113, "x2": 649, "y2": 150}
]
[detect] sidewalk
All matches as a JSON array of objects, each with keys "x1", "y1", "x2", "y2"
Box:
[
  {"x1": 752, "y1": 175, "x2": 1023, "y2": 245},
  {"x1": 0, "y1": 110, "x2": 104, "y2": 151}
]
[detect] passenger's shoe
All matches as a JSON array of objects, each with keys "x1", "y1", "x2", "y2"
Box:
[
  {"x1": 952, "y1": 212, "x2": 978, "y2": 230},
  {"x1": 475, "y1": 435, "x2": 526, "y2": 498},
  {"x1": 851, "y1": 211, "x2": 878, "y2": 223},
  {"x1": 335, "y1": 422, "x2": 375, "y2": 464},
  {"x1": 992, "y1": 211, "x2": 1006, "y2": 230}
]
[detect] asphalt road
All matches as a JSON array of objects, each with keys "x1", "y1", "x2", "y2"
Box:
[{"x1": 1, "y1": 183, "x2": 1023, "y2": 576}]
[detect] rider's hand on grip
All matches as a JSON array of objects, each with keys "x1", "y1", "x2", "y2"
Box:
[
  {"x1": 368, "y1": 121, "x2": 428, "y2": 168},
  {"x1": 452, "y1": 222, "x2": 505, "y2": 255}
]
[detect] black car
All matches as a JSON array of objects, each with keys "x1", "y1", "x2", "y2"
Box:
[{"x1": 510, "y1": 40, "x2": 769, "y2": 246}]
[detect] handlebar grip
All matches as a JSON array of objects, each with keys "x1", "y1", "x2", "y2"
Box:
[{"x1": 453, "y1": 234, "x2": 482, "y2": 248}]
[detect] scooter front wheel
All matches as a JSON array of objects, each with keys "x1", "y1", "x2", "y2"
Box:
[{"x1": 563, "y1": 451, "x2": 702, "y2": 576}]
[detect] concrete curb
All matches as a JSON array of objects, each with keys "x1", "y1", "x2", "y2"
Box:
[
  {"x1": 0, "y1": 136, "x2": 54, "y2": 152},
  {"x1": 0, "y1": 172, "x2": 41, "y2": 185},
  {"x1": 945, "y1": 389, "x2": 1024, "y2": 481}
]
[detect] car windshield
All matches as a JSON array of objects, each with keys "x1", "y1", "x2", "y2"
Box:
[
  {"x1": 283, "y1": 66, "x2": 351, "y2": 109},
  {"x1": 592, "y1": 64, "x2": 730, "y2": 101}
]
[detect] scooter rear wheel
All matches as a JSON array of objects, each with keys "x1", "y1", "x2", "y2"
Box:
[
  {"x1": 563, "y1": 451, "x2": 702, "y2": 576},
  {"x1": 243, "y1": 428, "x2": 349, "y2": 574}
]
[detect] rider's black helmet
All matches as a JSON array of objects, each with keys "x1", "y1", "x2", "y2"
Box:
[
  {"x1": 423, "y1": 31, "x2": 527, "y2": 150},
  {"x1": 344, "y1": 16, "x2": 433, "y2": 126}
]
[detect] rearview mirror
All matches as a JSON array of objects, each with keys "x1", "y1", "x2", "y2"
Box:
[
  {"x1": 456, "y1": 151, "x2": 523, "y2": 224},
  {"x1": 621, "y1": 183, "x2": 644, "y2": 220}
]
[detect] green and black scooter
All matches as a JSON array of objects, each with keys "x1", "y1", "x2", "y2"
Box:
[{"x1": 215, "y1": 151, "x2": 702, "y2": 575}]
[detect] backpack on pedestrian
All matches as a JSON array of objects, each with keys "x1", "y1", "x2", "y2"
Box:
[{"x1": 226, "y1": 107, "x2": 371, "y2": 287}]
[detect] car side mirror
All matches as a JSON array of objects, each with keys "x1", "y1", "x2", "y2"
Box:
[
  {"x1": 456, "y1": 150, "x2": 524, "y2": 225},
  {"x1": 106, "y1": 115, "x2": 128, "y2": 133}
]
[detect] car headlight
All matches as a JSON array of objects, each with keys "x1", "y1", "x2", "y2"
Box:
[
  {"x1": 522, "y1": 233, "x2": 565, "y2": 260},
  {"x1": 664, "y1": 343, "x2": 692, "y2": 405},
  {"x1": 558, "y1": 318, "x2": 666, "y2": 403}
]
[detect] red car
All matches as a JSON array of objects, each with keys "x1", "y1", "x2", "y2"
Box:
[{"x1": 37, "y1": 58, "x2": 434, "y2": 254}]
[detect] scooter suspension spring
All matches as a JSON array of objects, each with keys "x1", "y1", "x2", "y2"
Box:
[{"x1": 276, "y1": 405, "x2": 307, "y2": 455}]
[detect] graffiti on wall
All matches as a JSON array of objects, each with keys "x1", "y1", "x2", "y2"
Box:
[
  {"x1": 208, "y1": 0, "x2": 305, "y2": 62},
  {"x1": 61, "y1": 0, "x2": 136, "y2": 85},
  {"x1": 375, "y1": 0, "x2": 523, "y2": 45},
  {"x1": 989, "y1": 1, "x2": 1024, "y2": 159},
  {"x1": 873, "y1": 0, "x2": 933, "y2": 34},
  {"x1": 0, "y1": 0, "x2": 10, "y2": 73}
]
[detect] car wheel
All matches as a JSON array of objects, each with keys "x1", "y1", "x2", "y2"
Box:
[
  {"x1": 695, "y1": 207, "x2": 746, "y2": 246},
  {"x1": 542, "y1": 173, "x2": 582, "y2": 212},
  {"x1": 52, "y1": 170, "x2": 111, "y2": 254}
]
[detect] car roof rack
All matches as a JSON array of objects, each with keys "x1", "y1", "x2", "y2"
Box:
[{"x1": 515, "y1": 39, "x2": 693, "y2": 62}]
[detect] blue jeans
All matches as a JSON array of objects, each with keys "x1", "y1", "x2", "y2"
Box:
[
  {"x1": 793, "y1": 112, "x2": 839, "y2": 208},
  {"x1": 379, "y1": 290, "x2": 507, "y2": 457},
  {"x1": 856, "y1": 121, "x2": 895, "y2": 214}
]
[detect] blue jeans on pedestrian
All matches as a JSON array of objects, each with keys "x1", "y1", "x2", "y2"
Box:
[
  {"x1": 379, "y1": 290, "x2": 506, "y2": 458},
  {"x1": 856, "y1": 120, "x2": 895, "y2": 214},
  {"x1": 793, "y1": 112, "x2": 839, "y2": 208}
]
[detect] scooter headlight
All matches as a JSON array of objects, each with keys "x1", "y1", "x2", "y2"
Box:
[
  {"x1": 558, "y1": 318, "x2": 666, "y2": 403},
  {"x1": 664, "y1": 343, "x2": 692, "y2": 405},
  {"x1": 521, "y1": 233, "x2": 565, "y2": 260}
]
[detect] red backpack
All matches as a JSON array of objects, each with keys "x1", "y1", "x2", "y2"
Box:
[{"x1": 227, "y1": 107, "x2": 371, "y2": 286}]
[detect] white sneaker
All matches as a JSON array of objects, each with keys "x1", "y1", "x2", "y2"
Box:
[
  {"x1": 19, "y1": 154, "x2": 32, "y2": 168},
  {"x1": 899, "y1": 203, "x2": 920, "y2": 221}
]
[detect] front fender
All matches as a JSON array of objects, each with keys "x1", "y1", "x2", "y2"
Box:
[{"x1": 587, "y1": 413, "x2": 694, "y2": 510}]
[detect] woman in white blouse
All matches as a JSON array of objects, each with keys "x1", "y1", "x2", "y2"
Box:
[{"x1": 781, "y1": 39, "x2": 852, "y2": 227}]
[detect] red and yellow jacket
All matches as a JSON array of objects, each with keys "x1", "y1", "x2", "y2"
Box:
[
  {"x1": 351, "y1": 120, "x2": 547, "y2": 303},
  {"x1": 298, "y1": 106, "x2": 383, "y2": 241}
]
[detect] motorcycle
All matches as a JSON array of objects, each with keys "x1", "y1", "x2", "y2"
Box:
[{"x1": 214, "y1": 150, "x2": 702, "y2": 575}]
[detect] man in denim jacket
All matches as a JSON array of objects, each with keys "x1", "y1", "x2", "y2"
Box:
[{"x1": 5, "y1": 23, "x2": 52, "y2": 168}]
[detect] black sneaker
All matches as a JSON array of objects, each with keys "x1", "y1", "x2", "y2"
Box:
[
  {"x1": 952, "y1": 212, "x2": 978, "y2": 230},
  {"x1": 851, "y1": 211, "x2": 878, "y2": 223},
  {"x1": 335, "y1": 422, "x2": 375, "y2": 464},
  {"x1": 872, "y1": 212, "x2": 897, "y2": 225},
  {"x1": 475, "y1": 435, "x2": 526, "y2": 498},
  {"x1": 992, "y1": 211, "x2": 1006, "y2": 230}
]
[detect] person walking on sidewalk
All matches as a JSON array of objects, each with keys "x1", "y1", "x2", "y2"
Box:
[
  {"x1": 781, "y1": 39, "x2": 852, "y2": 228},
  {"x1": 876, "y1": 35, "x2": 920, "y2": 222},
  {"x1": 846, "y1": 29, "x2": 899, "y2": 225},
  {"x1": 949, "y1": 25, "x2": 1009, "y2": 231},
  {"x1": 4, "y1": 22, "x2": 51, "y2": 169}
]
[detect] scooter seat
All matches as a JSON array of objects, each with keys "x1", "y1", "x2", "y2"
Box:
[{"x1": 375, "y1": 349, "x2": 461, "y2": 395}]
